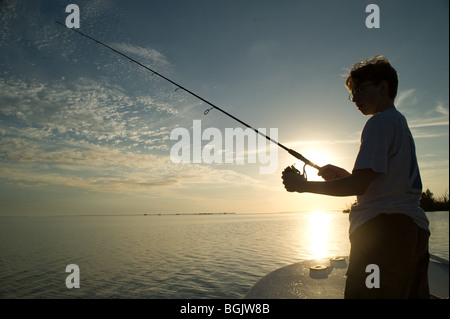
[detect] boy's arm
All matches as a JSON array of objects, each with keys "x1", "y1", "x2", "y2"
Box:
[
  {"x1": 318, "y1": 164, "x2": 352, "y2": 180},
  {"x1": 282, "y1": 168, "x2": 377, "y2": 196}
]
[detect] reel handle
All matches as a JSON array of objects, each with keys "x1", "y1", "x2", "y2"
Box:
[{"x1": 284, "y1": 165, "x2": 308, "y2": 181}]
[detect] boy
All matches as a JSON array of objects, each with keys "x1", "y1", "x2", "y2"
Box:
[{"x1": 282, "y1": 56, "x2": 430, "y2": 298}]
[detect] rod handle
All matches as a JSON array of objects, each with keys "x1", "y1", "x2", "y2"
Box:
[{"x1": 288, "y1": 149, "x2": 321, "y2": 170}]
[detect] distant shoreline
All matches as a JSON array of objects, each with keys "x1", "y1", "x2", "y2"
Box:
[
  {"x1": 1, "y1": 210, "x2": 447, "y2": 218},
  {"x1": 143, "y1": 212, "x2": 236, "y2": 216}
]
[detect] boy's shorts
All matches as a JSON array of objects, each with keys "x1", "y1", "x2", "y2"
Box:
[{"x1": 345, "y1": 213, "x2": 430, "y2": 299}]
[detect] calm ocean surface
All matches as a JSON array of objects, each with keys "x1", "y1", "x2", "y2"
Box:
[{"x1": 0, "y1": 211, "x2": 448, "y2": 299}]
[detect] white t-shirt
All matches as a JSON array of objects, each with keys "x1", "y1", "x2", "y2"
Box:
[{"x1": 349, "y1": 108, "x2": 429, "y2": 234}]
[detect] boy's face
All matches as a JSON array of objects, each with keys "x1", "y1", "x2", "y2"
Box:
[{"x1": 350, "y1": 81, "x2": 388, "y2": 115}]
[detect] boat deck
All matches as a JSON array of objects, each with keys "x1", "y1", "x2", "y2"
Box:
[{"x1": 244, "y1": 255, "x2": 448, "y2": 299}]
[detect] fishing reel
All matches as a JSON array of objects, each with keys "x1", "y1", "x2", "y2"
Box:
[{"x1": 283, "y1": 163, "x2": 308, "y2": 181}]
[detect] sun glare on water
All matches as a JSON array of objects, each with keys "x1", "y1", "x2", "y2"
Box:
[{"x1": 305, "y1": 211, "x2": 332, "y2": 259}]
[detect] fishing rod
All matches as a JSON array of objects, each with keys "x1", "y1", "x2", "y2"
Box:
[{"x1": 55, "y1": 21, "x2": 321, "y2": 171}]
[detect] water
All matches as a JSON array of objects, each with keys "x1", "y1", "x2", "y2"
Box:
[{"x1": 0, "y1": 211, "x2": 448, "y2": 299}]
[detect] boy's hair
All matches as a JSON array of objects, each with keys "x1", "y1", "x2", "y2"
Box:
[{"x1": 346, "y1": 55, "x2": 398, "y2": 100}]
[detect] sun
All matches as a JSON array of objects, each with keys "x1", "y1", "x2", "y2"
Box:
[{"x1": 294, "y1": 149, "x2": 332, "y2": 181}]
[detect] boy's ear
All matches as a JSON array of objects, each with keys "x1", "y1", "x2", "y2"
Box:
[{"x1": 379, "y1": 80, "x2": 390, "y2": 97}]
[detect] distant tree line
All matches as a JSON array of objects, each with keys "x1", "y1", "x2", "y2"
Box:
[
  {"x1": 419, "y1": 189, "x2": 449, "y2": 212},
  {"x1": 343, "y1": 188, "x2": 449, "y2": 213}
]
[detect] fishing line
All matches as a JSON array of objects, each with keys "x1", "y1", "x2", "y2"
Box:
[{"x1": 55, "y1": 21, "x2": 321, "y2": 171}]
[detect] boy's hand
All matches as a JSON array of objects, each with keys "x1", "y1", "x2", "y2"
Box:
[
  {"x1": 318, "y1": 164, "x2": 351, "y2": 181},
  {"x1": 282, "y1": 166, "x2": 307, "y2": 192}
]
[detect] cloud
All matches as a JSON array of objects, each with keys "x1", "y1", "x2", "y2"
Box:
[
  {"x1": 0, "y1": 77, "x2": 178, "y2": 150},
  {"x1": 396, "y1": 88, "x2": 417, "y2": 110},
  {"x1": 409, "y1": 118, "x2": 449, "y2": 129},
  {"x1": 435, "y1": 101, "x2": 449, "y2": 116},
  {"x1": 0, "y1": 42, "x2": 268, "y2": 200},
  {"x1": 395, "y1": 89, "x2": 448, "y2": 131},
  {"x1": 0, "y1": 75, "x2": 265, "y2": 196},
  {"x1": 82, "y1": 0, "x2": 118, "y2": 21},
  {"x1": 0, "y1": 137, "x2": 264, "y2": 197},
  {"x1": 0, "y1": 0, "x2": 19, "y2": 45},
  {"x1": 408, "y1": 101, "x2": 449, "y2": 129},
  {"x1": 109, "y1": 42, "x2": 170, "y2": 68}
]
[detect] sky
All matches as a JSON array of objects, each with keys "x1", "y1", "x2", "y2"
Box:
[{"x1": 0, "y1": 0, "x2": 448, "y2": 216}]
